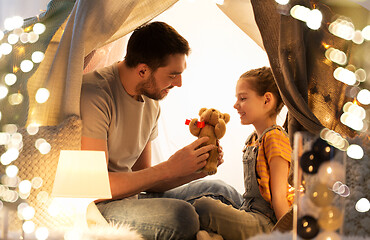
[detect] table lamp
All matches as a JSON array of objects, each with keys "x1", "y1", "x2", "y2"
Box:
[{"x1": 51, "y1": 150, "x2": 112, "y2": 230}]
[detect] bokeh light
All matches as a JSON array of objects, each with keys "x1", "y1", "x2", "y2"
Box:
[
  {"x1": 19, "y1": 180, "x2": 32, "y2": 194},
  {"x1": 20, "y1": 60, "x2": 34, "y2": 72},
  {"x1": 33, "y1": 23, "x2": 46, "y2": 35},
  {"x1": 355, "y1": 198, "x2": 370, "y2": 213},
  {"x1": 0, "y1": 85, "x2": 9, "y2": 99},
  {"x1": 8, "y1": 93, "x2": 24, "y2": 105},
  {"x1": 4, "y1": 73, "x2": 17, "y2": 86},
  {"x1": 357, "y1": 89, "x2": 370, "y2": 105},
  {"x1": 5, "y1": 165, "x2": 18, "y2": 177},
  {"x1": 27, "y1": 124, "x2": 40, "y2": 135},
  {"x1": 32, "y1": 51, "x2": 45, "y2": 63},
  {"x1": 346, "y1": 144, "x2": 364, "y2": 159},
  {"x1": 35, "y1": 227, "x2": 49, "y2": 240},
  {"x1": 306, "y1": 9, "x2": 322, "y2": 30},
  {"x1": 35, "y1": 88, "x2": 50, "y2": 103},
  {"x1": 23, "y1": 220, "x2": 36, "y2": 234}
]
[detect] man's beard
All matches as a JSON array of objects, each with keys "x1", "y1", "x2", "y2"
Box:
[{"x1": 136, "y1": 73, "x2": 170, "y2": 100}]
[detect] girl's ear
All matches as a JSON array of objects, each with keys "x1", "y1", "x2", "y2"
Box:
[{"x1": 264, "y1": 92, "x2": 273, "y2": 105}]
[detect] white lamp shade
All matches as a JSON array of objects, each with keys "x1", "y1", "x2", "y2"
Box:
[{"x1": 51, "y1": 150, "x2": 112, "y2": 199}]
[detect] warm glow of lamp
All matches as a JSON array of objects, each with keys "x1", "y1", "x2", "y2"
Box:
[{"x1": 51, "y1": 150, "x2": 111, "y2": 229}]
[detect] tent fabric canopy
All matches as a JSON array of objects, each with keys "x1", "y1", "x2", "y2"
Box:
[{"x1": 23, "y1": 0, "x2": 358, "y2": 141}]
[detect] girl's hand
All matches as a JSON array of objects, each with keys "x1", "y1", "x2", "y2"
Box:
[{"x1": 216, "y1": 139, "x2": 224, "y2": 166}]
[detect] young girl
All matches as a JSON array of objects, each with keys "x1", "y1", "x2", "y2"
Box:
[{"x1": 193, "y1": 67, "x2": 294, "y2": 240}]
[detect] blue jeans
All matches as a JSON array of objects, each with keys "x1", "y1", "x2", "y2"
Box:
[{"x1": 97, "y1": 179, "x2": 243, "y2": 240}]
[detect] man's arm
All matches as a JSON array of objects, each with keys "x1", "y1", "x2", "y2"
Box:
[{"x1": 81, "y1": 136, "x2": 214, "y2": 200}]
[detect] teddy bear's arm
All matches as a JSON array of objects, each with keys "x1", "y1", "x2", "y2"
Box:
[
  {"x1": 189, "y1": 118, "x2": 201, "y2": 137},
  {"x1": 215, "y1": 119, "x2": 226, "y2": 139}
]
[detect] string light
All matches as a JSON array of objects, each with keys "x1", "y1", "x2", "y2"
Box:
[
  {"x1": 352, "y1": 30, "x2": 364, "y2": 44},
  {"x1": 19, "y1": 180, "x2": 32, "y2": 194},
  {"x1": 32, "y1": 51, "x2": 45, "y2": 63},
  {"x1": 35, "y1": 227, "x2": 49, "y2": 240},
  {"x1": 0, "y1": 43, "x2": 13, "y2": 55},
  {"x1": 22, "y1": 220, "x2": 36, "y2": 234},
  {"x1": 325, "y1": 48, "x2": 347, "y2": 65},
  {"x1": 362, "y1": 25, "x2": 370, "y2": 40},
  {"x1": 4, "y1": 73, "x2": 17, "y2": 86},
  {"x1": 328, "y1": 17, "x2": 355, "y2": 40},
  {"x1": 0, "y1": 85, "x2": 9, "y2": 99},
  {"x1": 357, "y1": 89, "x2": 370, "y2": 105},
  {"x1": 355, "y1": 198, "x2": 370, "y2": 213},
  {"x1": 8, "y1": 93, "x2": 24, "y2": 105},
  {"x1": 20, "y1": 59, "x2": 34, "y2": 72},
  {"x1": 35, "y1": 88, "x2": 50, "y2": 103},
  {"x1": 5, "y1": 165, "x2": 19, "y2": 177},
  {"x1": 346, "y1": 144, "x2": 364, "y2": 159},
  {"x1": 7, "y1": 33, "x2": 19, "y2": 45},
  {"x1": 333, "y1": 67, "x2": 357, "y2": 85},
  {"x1": 306, "y1": 9, "x2": 322, "y2": 30},
  {"x1": 275, "y1": 0, "x2": 289, "y2": 5},
  {"x1": 27, "y1": 124, "x2": 40, "y2": 135},
  {"x1": 33, "y1": 23, "x2": 46, "y2": 35}
]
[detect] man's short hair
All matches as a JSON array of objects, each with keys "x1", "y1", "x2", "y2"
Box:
[{"x1": 125, "y1": 21, "x2": 190, "y2": 70}]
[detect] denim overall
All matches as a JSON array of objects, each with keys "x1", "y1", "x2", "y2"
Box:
[{"x1": 240, "y1": 125, "x2": 287, "y2": 224}]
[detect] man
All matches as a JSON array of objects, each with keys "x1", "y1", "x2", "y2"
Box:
[{"x1": 80, "y1": 21, "x2": 242, "y2": 240}]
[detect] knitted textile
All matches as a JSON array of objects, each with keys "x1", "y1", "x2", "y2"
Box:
[{"x1": 0, "y1": 115, "x2": 81, "y2": 233}]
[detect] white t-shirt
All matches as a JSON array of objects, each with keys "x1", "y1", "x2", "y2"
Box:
[{"x1": 80, "y1": 62, "x2": 160, "y2": 173}]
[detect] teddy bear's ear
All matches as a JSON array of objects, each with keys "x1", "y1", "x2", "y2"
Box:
[
  {"x1": 222, "y1": 113, "x2": 230, "y2": 124},
  {"x1": 199, "y1": 108, "x2": 207, "y2": 116}
]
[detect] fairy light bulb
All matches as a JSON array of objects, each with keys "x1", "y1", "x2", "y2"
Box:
[
  {"x1": 8, "y1": 93, "x2": 24, "y2": 105},
  {"x1": 306, "y1": 9, "x2": 322, "y2": 30},
  {"x1": 355, "y1": 68, "x2": 366, "y2": 82},
  {"x1": 23, "y1": 221, "x2": 35, "y2": 234},
  {"x1": 20, "y1": 60, "x2": 34, "y2": 72},
  {"x1": 329, "y1": 18, "x2": 355, "y2": 40},
  {"x1": 27, "y1": 124, "x2": 40, "y2": 135},
  {"x1": 22, "y1": 206, "x2": 35, "y2": 220},
  {"x1": 0, "y1": 148, "x2": 19, "y2": 165},
  {"x1": 19, "y1": 180, "x2": 32, "y2": 194},
  {"x1": 35, "y1": 227, "x2": 49, "y2": 240},
  {"x1": 333, "y1": 67, "x2": 356, "y2": 85},
  {"x1": 35, "y1": 138, "x2": 46, "y2": 149},
  {"x1": 38, "y1": 141, "x2": 51, "y2": 154},
  {"x1": 0, "y1": 85, "x2": 9, "y2": 99},
  {"x1": 346, "y1": 144, "x2": 364, "y2": 159},
  {"x1": 28, "y1": 32, "x2": 39, "y2": 43},
  {"x1": 355, "y1": 198, "x2": 370, "y2": 213},
  {"x1": 325, "y1": 48, "x2": 347, "y2": 65},
  {"x1": 13, "y1": 28, "x2": 24, "y2": 36},
  {"x1": 0, "y1": 43, "x2": 13, "y2": 55},
  {"x1": 33, "y1": 23, "x2": 46, "y2": 35},
  {"x1": 357, "y1": 89, "x2": 370, "y2": 105},
  {"x1": 35, "y1": 88, "x2": 50, "y2": 103},
  {"x1": 20, "y1": 32, "x2": 29, "y2": 43},
  {"x1": 7, "y1": 33, "x2": 19, "y2": 45},
  {"x1": 275, "y1": 0, "x2": 289, "y2": 5},
  {"x1": 290, "y1": 5, "x2": 310, "y2": 22},
  {"x1": 32, "y1": 51, "x2": 45, "y2": 63},
  {"x1": 318, "y1": 161, "x2": 345, "y2": 187},
  {"x1": 362, "y1": 25, "x2": 370, "y2": 40},
  {"x1": 5, "y1": 165, "x2": 18, "y2": 177},
  {"x1": 5, "y1": 73, "x2": 17, "y2": 86},
  {"x1": 352, "y1": 30, "x2": 364, "y2": 44}
]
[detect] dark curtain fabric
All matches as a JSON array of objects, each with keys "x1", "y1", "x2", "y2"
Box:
[{"x1": 250, "y1": 0, "x2": 358, "y2": 142}]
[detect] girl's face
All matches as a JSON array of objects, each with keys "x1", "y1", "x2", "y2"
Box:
[{"x1": 233, "y1": 77, "x2": 268, "y2": 125}]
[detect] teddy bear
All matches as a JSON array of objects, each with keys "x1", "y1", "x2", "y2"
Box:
[{"x1": 188, "y1": 108, "x2": 230, "y2": 175}]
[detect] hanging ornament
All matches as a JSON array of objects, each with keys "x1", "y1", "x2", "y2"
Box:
[
  {"x1": 300, "y1": 151, "x2": 321, "y2": 174},
  {"x1": 297, "y1": 215, "x2": 320, "y2": 239},
  {"x1": 312, "y1": 138, "x2": 336, "y2": 162},
  {"x1": 308, "y1": 182, "x2": 335, "y2": 207},
  {"x1": 318, "y1": 206, "x2": 343, "y2": 231}
]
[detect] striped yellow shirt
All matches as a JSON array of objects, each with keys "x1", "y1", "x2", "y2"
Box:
[{"x1": 248, "y1": 128, "x2": 294, "y2": 207}]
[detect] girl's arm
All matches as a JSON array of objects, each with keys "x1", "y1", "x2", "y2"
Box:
[{"x1": 270, "y1": 156, "x2": 290, "y2": 221}]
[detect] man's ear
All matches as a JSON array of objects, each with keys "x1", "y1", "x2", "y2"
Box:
[{"x1": 137, "y1": 64, "x2": 149, "y2": 78}]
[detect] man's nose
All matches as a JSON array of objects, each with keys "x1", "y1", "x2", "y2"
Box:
[{"x1": 173, "y1": 75, "x2": 182, "y2": 87}]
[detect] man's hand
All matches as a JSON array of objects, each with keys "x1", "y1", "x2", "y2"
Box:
[
  {"x1": 216, "y1": 139, "x2": 224, "y2": 167},
  {"x1": 165, "y1": 137, "x2": 216, "y2": 178}
]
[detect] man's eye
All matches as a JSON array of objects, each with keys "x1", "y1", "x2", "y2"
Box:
[{"x1": 169, "y1": 75, "x2": 176, "y2": 79}]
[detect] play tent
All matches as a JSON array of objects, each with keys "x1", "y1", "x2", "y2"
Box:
[{"x1": 0, "y1": 0, "x2": 369, "y2": 238}]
